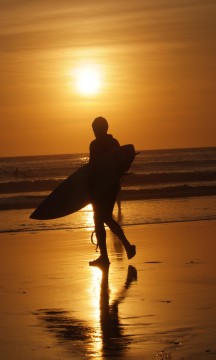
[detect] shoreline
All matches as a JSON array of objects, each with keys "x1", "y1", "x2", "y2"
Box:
[
  {"x1": 1, "y1": 216, "x2": 216, "y2": 234},
  {"x1": 0, "y1": 191, "x2": 216, "y2": 211},
  {"x1": 1, "y1": 220, "x2": 216, "y2": 359},
  {"x1": 0, "y1": 195, "x2": 216, "y2": 235}
]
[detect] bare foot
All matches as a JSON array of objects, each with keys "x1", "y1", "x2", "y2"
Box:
[
  {"x1": 89, "y1": 256, "x2": 110, "y2": 268},
  {"x1": 126, "y1": 245, "x2": 136, "y2": 260}
]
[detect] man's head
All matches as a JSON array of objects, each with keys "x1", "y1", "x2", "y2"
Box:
[{"x1": 92, "y1": 116, "x2": 108, "y2": 138}]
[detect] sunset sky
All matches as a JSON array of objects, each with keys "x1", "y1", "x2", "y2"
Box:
[{"x1": 1, "y1": 0, "x2": 216, "y2": 156}]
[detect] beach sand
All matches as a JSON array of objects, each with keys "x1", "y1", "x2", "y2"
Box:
[{"x1": 0, "y1": 220, "x2": 216, "y2": 360}]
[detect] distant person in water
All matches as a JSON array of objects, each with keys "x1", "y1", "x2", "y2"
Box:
[{"x1": 89, "y1": 116, "x2": 136, "y2": 268}]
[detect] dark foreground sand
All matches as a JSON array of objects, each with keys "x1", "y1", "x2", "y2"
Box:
[{"x1": 0, "y1": 220, "x2": 216, "y2": 360}]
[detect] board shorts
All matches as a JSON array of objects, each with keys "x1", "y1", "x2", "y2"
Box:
[{"x1": 91, "y1": 182, "x2": 120, "y2": 220}]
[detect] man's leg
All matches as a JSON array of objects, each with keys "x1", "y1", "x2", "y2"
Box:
[
  {"x1": 89, "y1": 207, "x2": 110, "y2": 267},
  {"x1": 103, "y1": 186, "x2": 136, "y2": 260},
  {"x1": 105, "y1": 216, "x2": 136, "y2": 260},
  {"x1": 94, "y1": 215, "x2": 109, "y2": 260}
]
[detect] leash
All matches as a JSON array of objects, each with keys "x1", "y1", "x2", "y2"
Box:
[{"x1": 91, "y1": 230, "x2": 99, "y2": 252}]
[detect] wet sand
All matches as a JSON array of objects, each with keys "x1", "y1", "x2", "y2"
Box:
[{"x1": 0, "y1": 220, "x2": 216, "y2": 359}]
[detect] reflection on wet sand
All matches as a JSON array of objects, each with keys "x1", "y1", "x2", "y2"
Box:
[
  {"x1": 36, "y1": 265, "x2": 137, "y2": 359},
  {"x1": 100, "y1": 265, "x2": 137, "y2": 357}
]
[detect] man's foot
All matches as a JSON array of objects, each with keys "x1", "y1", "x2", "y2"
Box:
[
  {"x1": 89, "y1": 256, "x2": 110, "y2": 268},
  {"x1": 126, "y1": 244, "x2": 136, "y2": 260}
]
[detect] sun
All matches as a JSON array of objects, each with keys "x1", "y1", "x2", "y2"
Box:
[{"x1": 74, "y1": 64, "x2": 102, "y2": 96}]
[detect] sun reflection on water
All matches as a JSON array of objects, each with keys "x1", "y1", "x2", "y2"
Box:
[
  {"x1": 36, "y1": 266, "x2": 137, "y2": 359},
  {"x1": 90, "y1": 267, "x2": 102, "y2": 314},
  {"x1": 88, "y1": 266, "x2": 138, "y2": 358},
  {"x1": 89, "y1": 267, "x2": 103, "y2": 358},
  {"x1": 81, "y1": 203, "x2": 94, "y2": 230}
]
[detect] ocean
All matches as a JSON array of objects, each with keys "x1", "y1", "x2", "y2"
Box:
[{"x1": 0, "y1": 147, "x2": 216, "y2": 234}]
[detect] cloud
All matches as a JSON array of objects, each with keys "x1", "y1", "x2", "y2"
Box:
[{"x1": 1, "y1": 0, "x2": 215, "y2": 55}]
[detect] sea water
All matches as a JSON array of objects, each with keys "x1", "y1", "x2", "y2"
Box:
[{"x1": 0, "y1": 147, "x2": 216, "y2": 234}]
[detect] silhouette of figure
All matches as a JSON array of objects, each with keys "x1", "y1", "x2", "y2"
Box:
[
  {"x1": 99, "y1": 265, "x2": 137, "y2": 357},
  {"x1": 89, "y1": 117, "x2": 136, "y2": 268},
  {"x1": 37, "y1": 265, "x2": 137, "y2": 358}
]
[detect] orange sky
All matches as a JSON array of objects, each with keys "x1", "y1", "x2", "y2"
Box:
[{"x1": 1, "y1": 0, "x2": 216, "y2": 156}]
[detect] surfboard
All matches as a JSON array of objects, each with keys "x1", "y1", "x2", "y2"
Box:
[{"x1": 30, "y1": 144, "x2": 135, "y2": 220}]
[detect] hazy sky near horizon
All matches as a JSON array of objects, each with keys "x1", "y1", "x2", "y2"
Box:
[{"x1": 1, "y1": 0, "x2": 216, "y2": 156}]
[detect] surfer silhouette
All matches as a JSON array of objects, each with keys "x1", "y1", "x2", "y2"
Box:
[
  {"x1": 37, "y1": 265, "x2": 137, "y2": 357},
  {"x1": 89, "y1": 117, "x2": 136, "y2": 268}
]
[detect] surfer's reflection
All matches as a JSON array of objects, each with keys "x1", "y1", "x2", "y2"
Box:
[
  {"x1": 99, "y1": 265, "x2": 137, "y2": 357},
  {"x1": 36, "y1": 266, "x2": 137, "y2": 359}
]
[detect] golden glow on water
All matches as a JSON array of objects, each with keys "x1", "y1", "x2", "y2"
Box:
[
  {"x1": 89, "y1": 267, "x2": 103, "y2": 358},
  {"x1": 4, "y1": 223, "x2": 215, "y2": 359},
  {"x1": 91, "y1": 267, "x2": 102, "y2": 309},
  {"x1": 87, "y1": 265, "x2": 138, "y2": 358},
  {"x1": 82, "y1": 204, "x2": 94, "y2": 230}
]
